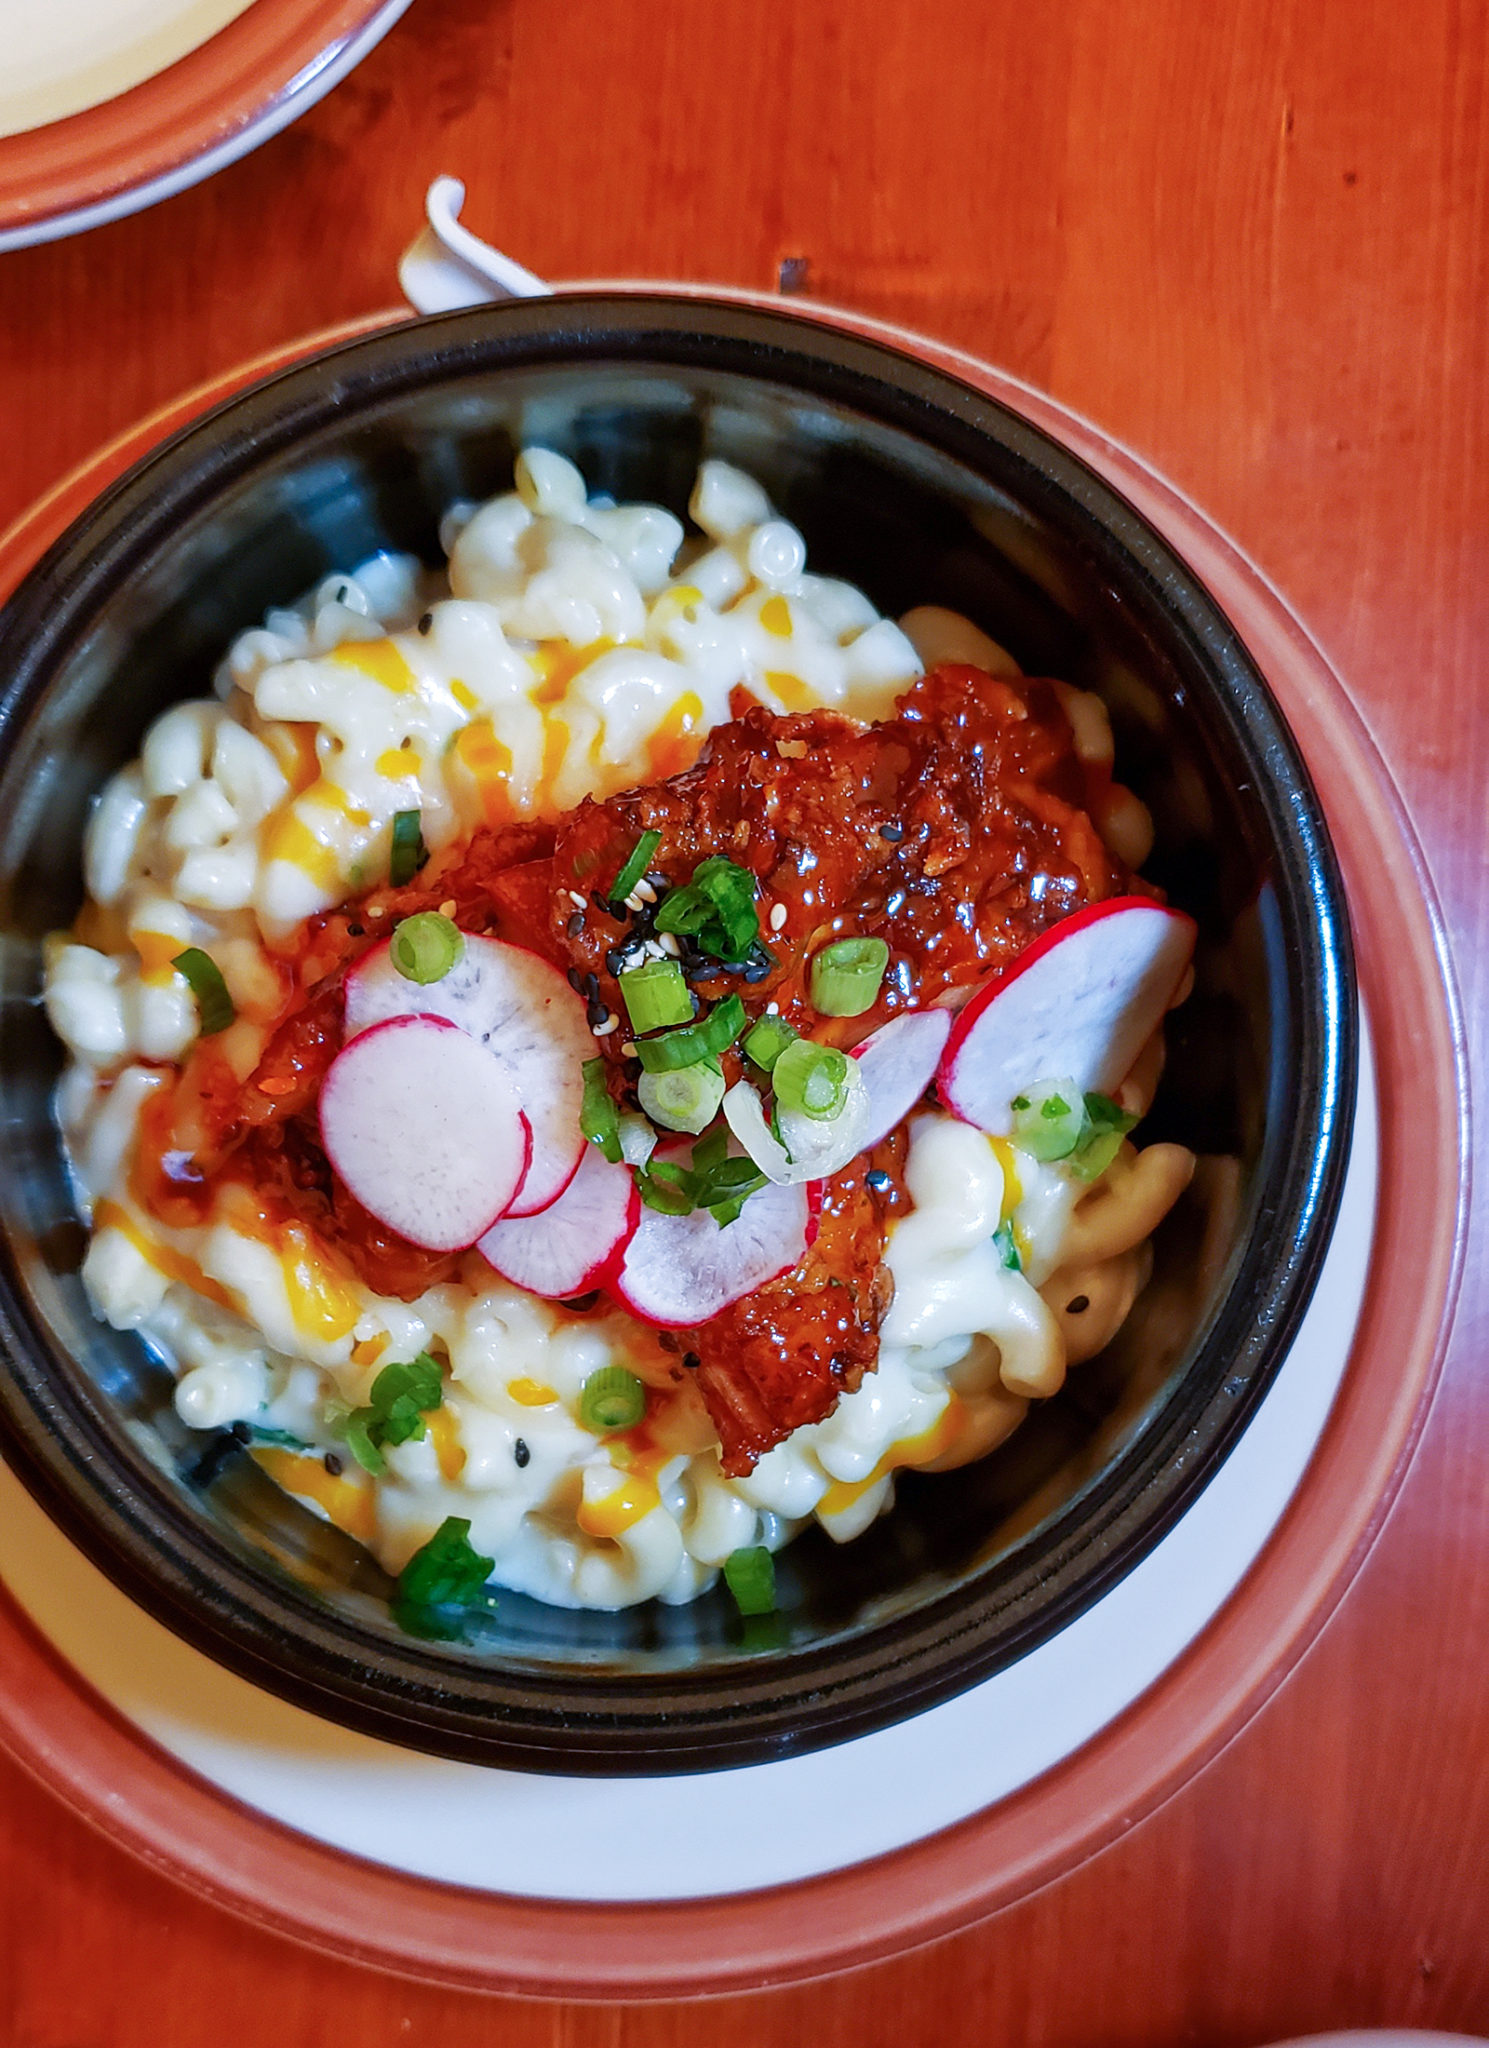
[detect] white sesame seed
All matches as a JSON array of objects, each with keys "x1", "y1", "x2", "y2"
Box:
[
  {"x1": 624, "y1": 891, "x2": 645, "y2": 913},
  {"x1": 633, "y1": 878, "x2": 658, "y2": 904},
  {"x1": 439, "y1": 899, "x2": 456, "y2": 919},
  {"x1": 568, "y1": 890, "x2": 588, "y2": 909},
  {"x1": 592, "y1": 1014, "x2": 620, "y2": 1037},
  {"x1": 658, "y1": 932, "x2": 681, "y2": 956},
  {"x1": 620, "y1": 1041, "x2": 637, "y2": 1058},
  {"x1": 769, "y1": 902, "x2": 788, "y2": 932}
]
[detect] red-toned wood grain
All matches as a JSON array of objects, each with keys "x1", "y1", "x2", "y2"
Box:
[{"x1": 2, "y1": 0, "x2": 1487, "y2": 2040}]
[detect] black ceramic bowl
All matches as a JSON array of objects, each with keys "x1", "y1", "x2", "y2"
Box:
[{"x1": 0, "y1": 298, "x2": 1354, "y2": 1773}]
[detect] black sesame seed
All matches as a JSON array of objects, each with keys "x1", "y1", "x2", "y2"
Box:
[
  {"x1": 346, "y1": 922, "x2": 365, "y2": 937},
  {"x1": 682, "y1": 1351, "x2": 701, "y2": 1371},
  {"x1": 513, "y1": 1438, "x2": 531, "y2": 1469},
  {"x1": 1066, "y1": 1294, "x2": 1090, "y2": 1314},
  {"x1": 566, "y1": 967, "x2": 586, "y2": 994},
  {"x1": 643, "y1": 872, "x2": 669, "y2": 890},
  {"x1": 324, "y1": 1451, "x2": 344, "y2": 1476},
  {"x1": 567, "y1": 913, "x2": 585, "y2": 938},
  {"x1": 604, "y1": 947, "x2": 629, "y2": 976},
  {"x1": 586, "y1": 1000, "x2": 609, "y2": 1027},
  {"x1": 583, "y1": 971, "x2": 601, "y2": 1000},
  {"x1": 592, "y1": 890, "x2": 615, "y2": 915},
  {"x1": 230, "y1": 1420, "x2": 252, "y2": 1443},
  {"x1": 865, "y1": 1169, "x2": 891, "y2": 1191},
  {"x1": 417, "y1": 611, "x2": 433, "y2": 635},
  {"x1": 741, "y1": 955, "x2": 772, "y2": 983},
  {"x1": 879, "y1": 822, "x2": 905, "y2": 842}
]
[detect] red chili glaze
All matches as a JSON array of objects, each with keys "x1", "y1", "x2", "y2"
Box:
[
  {"x1": 692, "y1": 1158, "x2": 898, "y2": 1476},
  {"x1": 547, "y1": 664, "x2": 1137, "y2": 1054},
  {"x1": 129, "y1": 666, "x2": 1139, "y2": 1469}
]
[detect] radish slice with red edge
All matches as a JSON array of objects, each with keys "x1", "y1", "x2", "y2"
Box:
[
  {"x1": 478, "y1": 1144, "x2": 640, "y2": 1297},
  {"x1": 849, "y1": 1007, "x2": 953, "y2": 1148},
  {"x1": 344, "y1": 932, "x2": 590, "y2": 1217},
  {"x1": 319, "y1": 1013, "x2": 531, "y2": 1251},
  {"x1": 610, "y1": 1152, "x2": 815, "y2": 1327},
  {"x1": 936, "y1": 897, "x2": 1196, "y2": 1136}
]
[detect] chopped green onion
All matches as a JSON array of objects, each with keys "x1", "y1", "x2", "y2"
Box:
[
  {"x1": 633, "y1": 993, "x2": 746, "y2": 1072},
  {"x1": 390, "y1": 911, "x2": 464, "y2": 985},
  {"x1": 580, "y1": 1057, "x2": 623, "y2": 1163},
  {"x1": 654, "y1": 856, "x2": 759, "y2": 960},
  {"x1": 743, "y1": 1013, "x2": 797, "y2": 1072},
  {"x1": 389, "y1": 808, "x2": 428, "y2": 886},
  {"x1": 638, "y1": 1057, "x2": 725, "y2": 1135},
  {"x1": 619, "y1": 956, "x2": 693, "y2": 1033},
  {"x1": 392, "y1": 1517, "x2": 498, "y2": 1639},
  {"x1": 1011, "y1": 1079, "x2": 1088, "y2": 1162},
  {"x1": 692, "y1": 1126, "x2": 729, "y2": 1176},
  {"x1": 616, "y1": 1111, "x2": 657, "y2": 1167},
  {"x1": 809, "y1": 936, "x2": 889, "y2": 1018},
  {"x1": 992, "y1": 1220, "x2": 1021, "y2": 1271},
  {"x1": 1071, "y1": 1091, "x2": 1139, "y2": 1181},
  {"x1": 579, "y1": 1365, "x2": 647, "y2": 1432},
  {"x1": 723, "y1": 1545, "x2": 777, "y2": 1616},
  {"x1": 343, "y1": 1352, "x2": 444, "y2": 1475},
  {"x1": 633, "y1": 1133, "x2": 767, "y2": 1223},
  {"x1": 773, "y1": 1038, "x2": 851, "y2": 1121},
  {"x1": 635, "y1": 1167, "x2": 695, "y2": 1215},
  {"x1": 708, "y1": 1181, "x2": 765, "y2": 1228},
  {"x1": 172, "y1": 947, "x2": 235, "y2": 1036},
  {"x1": 611, "y1": 828, "x2": 662, "y2": 904}
]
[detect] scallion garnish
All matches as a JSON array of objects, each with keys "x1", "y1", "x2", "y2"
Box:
[
  {"x1": 392, "y1": 1517, "x2": 499, "y2": 1639},
  {"x1": 390, "y1": 911, "x2": 464, "y2": 985},
  {"x1": 389, "y1": 808, "x2": 428, "y2": 886},
  {"x1": 343, "y1": 1352, "x2": 444, "y2": 1477},
  {"x1": 723, "y1": 1545, "x2": 777, "y2": 1616},
  {"x1": 619, "y1": 956, "x2": 693, "y2": 1034},
  {"x1": 633, "y1": 992, "x2": 746, "y2": 1072},
  {"x1": 654, "y1": 855, "x2": 759, "y2": 961},
  {"x1": 638, "y1": 1057, "x2": 726, "y2": 1135},
  {"x1": 809, "y1": 935, "x2": 889, "y2": 1017},
  {"x1": 773, "y1": 1038, "x2": 851, "y2": 1122},
  {"x1": 578, "y1": 1365, "x2": 647, "y2": 1432},
  {"x1": 632, "y1": 1131, "x2": 768, "y2": 1225},
  {"x1": 172, "y1": 947, "x2": 236, "y2": 1036},
  {"x1": 580, "y1": 1057, "x2": 623, "y2": 1163},
  {"x1": 742, "y1": 1013, "x2": 797, "y2": 1072},
  {"x1": 992, "y1": 1220, "x2": 1021, "y2": 1271},
  {"x1": 1010, "y1": 1080, "x2": 1087, "y2": 1162},
  {"x1": 611, "y1": 828, "x2": 662, "y2": 904},
  {"x1": 1071, "y1": 1091, "x2": 1139, "y2": 1181}
]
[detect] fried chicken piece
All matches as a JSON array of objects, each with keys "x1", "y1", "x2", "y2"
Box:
[
  {"x1": 690, "y1": 1160, "x2": 896, "y2": 1475},
  {"x1": 548, "y1": 665, "x2": 1136, "y2": 1054}
]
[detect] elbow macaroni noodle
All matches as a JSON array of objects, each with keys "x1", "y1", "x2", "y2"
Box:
[{"x1": 45, "y1": 450, "x2": 1193, "y2": 1611}]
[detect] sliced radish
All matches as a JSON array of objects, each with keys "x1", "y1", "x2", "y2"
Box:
[
  {"x1": 937, "y1": 897, "x2": 1196, "y2": 1135},
  {"x1": 478, "y1": 1144, "x2": 640, "y2": 1297},
  {"x1": 849, "y1": 1007, "x2": 953, "y2": 1148},
  {"x1": 344, "y1": 934, "x2": 590, "y2": 1217},
  {"x1": 319, "y1": 1014, "x2": 531, "y2": 1251},
  {"x1": 610, "y1": 1163, "x2": 813, "y2": 1327}
]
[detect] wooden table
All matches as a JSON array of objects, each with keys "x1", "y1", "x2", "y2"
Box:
[{"x1": 2, "y1": 0, "x2": 1486, "y2": 2037}]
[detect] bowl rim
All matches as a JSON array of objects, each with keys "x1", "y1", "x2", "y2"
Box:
[{"x1": 0, "y1": 293, "x2": 1357, "y2": 1772}]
